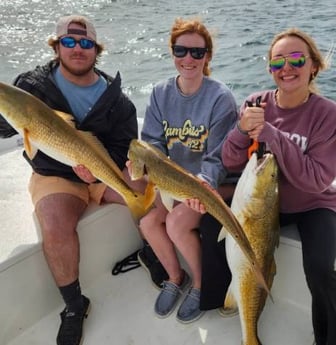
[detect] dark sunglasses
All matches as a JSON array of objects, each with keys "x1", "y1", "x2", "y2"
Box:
[
  {"x1": 269, "y1": 52, "x2": 309, "y2": 72},
  {"x1": 172, "y1": 45, "x2": 208, "y2": 60},
  {"x1": 59, "y1": 36, "x2": 96, "y2": 50}
]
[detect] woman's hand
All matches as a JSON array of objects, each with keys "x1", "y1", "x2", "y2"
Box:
[
  {"x1": 248, "y1": 123, "x2": 264, "y2": 141},
  {"x1": 73, "y1": 165, "x2": 97, "y2": 183},
  {"x1": 184, "y1": 197, "x2": 207, "y2": 214},
  {"x1": 239, "y1": 102, "x2": 266, "y2": 140},
  {"x1": 184, "y1": 180, "x2": 221, "y2": 214},
  {"x1": 125, "y1": 160, "x2": 133, "y2": 178}
]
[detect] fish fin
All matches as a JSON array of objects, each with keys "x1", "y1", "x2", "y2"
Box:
[
  {"x1": 23, "y1": 128, "x2": 38, "y2": 159},
  {"x1": 224, "y1": 286, "x2": 238, "y2": 309},
  {"x1": 54, "y1": 110, "x2": 76, "y2": 127},
  {"x1": 144, "y1": 181, "x2": 157, "y2": 211},
  {"x1": 266, "y1": 259, "x2": 277, "y2": 304},
  {"x1": 160, "y1": 190, "x2": 174, "y2": 212},
  {"x1": 271, "y1": 258, "x2": 277, "y2": 277},
  {"x1": 217, "y1": 226, "x2": 227, "y2": 242},
  {"x1": 253, "y1": 263, "x2": 273, "y2": 300}
]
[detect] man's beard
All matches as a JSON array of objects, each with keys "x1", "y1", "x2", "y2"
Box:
[{"x1": 60, "y1": 55, "x2": 96, "y2": 77}]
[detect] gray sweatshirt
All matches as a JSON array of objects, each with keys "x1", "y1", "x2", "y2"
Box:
[{"x1": 141, "y1": 76, "x2": 238, "y2": 189}]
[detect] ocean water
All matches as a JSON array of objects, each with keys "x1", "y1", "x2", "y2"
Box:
[
  {"x1": 0, "y1": 0, "x2": 335, "y2": 118},
  {"x1": 0, "y1": 0, "x2": 335, "y2": 261}
]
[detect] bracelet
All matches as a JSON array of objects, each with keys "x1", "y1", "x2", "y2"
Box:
[{"x1": 237, "y1": 121, "x2": 249, "y2": 135}]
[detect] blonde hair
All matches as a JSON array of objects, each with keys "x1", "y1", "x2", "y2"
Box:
[
  {"x1": 169, "y1": 17, "x2": 213, "y2": 76},
  {"x1": 268, "y1": 28, "x2": 328, "y2": 94}
]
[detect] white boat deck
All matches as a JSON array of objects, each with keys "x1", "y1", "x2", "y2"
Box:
[
  {"x1": 3, "y1": 232, "x2": 313, "y2": 345},
  {"x1": 0, "y1": 145, "x2": 36, "y2": 265},
  {"x1": 0, "y1": 144, "x2": 314, "y2": 345},
  {"x1": 6, "y1": 259, "x2": 313, "y2": 345}
]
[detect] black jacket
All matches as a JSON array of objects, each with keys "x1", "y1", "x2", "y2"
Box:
[{"x1": 0, "y1": 61, "x2": 138, "y2": 183}]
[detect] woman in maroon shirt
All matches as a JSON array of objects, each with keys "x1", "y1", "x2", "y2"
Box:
[
  {"x1": 187, "y1": 28, "x2": 336, "y2": 345},
  {"x1": 222, "y1": 28, "x2": 336, "y2": 345}
]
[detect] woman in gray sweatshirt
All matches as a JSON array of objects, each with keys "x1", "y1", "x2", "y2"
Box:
[{"x1": 139, "y1": 17, "x2": 238, "y2": 324}]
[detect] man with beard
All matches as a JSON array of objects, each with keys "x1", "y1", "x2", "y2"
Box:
[{"x1": 0, "y1": 15, "x2": 156, "y2": 345}]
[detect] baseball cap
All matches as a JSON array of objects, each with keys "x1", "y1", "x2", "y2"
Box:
[{"x1": 56, "y1": 15, "x2": 97, "y2": 41}]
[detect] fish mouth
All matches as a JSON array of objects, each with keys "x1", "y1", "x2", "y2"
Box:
[{"x1": 255, "y1": 152, "x2": 273, "y2": 173}]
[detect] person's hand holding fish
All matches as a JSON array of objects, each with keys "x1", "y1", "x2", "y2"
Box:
[
  {"x1": 125, "y1": 160, "x2": 149, "y2": 183},
  {"x1": 239, "y1": 101, "x2": 266, "y2": 141},
  {"x1": 125, "y1": 160, "x2": 134, "y2": 178},
  {"x1": 184, "y1": 180, "x2": 220, "y2": 214},
  {"x1": 73, "y1": 165, "x2": 97, "y2": 183}
]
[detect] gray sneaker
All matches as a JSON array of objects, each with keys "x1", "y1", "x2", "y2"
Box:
[
  {"x1": 154, "y1": 271, "x2": 190, "y2": 318},
  {"x1": 176, "y1": 287, "x2": 205, "y2": 324}
]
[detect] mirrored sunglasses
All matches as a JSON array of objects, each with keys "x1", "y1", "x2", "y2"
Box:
[
  {"x1": 269, "y1": 52, "x2": 309, "y2": 72},
  {"x1": 59, "y1": 36, "x2": 96, "y2": 50},
  {"x1": 172, "y1": 45, "x2": 208, "y2": 60}
]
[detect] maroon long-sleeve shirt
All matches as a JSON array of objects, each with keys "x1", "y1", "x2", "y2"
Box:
[{"x1": 222, "y1": 90, "x2": 336, "y2": 213}]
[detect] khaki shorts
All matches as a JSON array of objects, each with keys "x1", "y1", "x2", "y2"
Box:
[{"x1": 28, "y1": 172, "x2": 107, "y2": 206}]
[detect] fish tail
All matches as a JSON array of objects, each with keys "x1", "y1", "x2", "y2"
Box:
[{"x1": 224, "y1": 289, "x2": 238, "y2": 310}]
